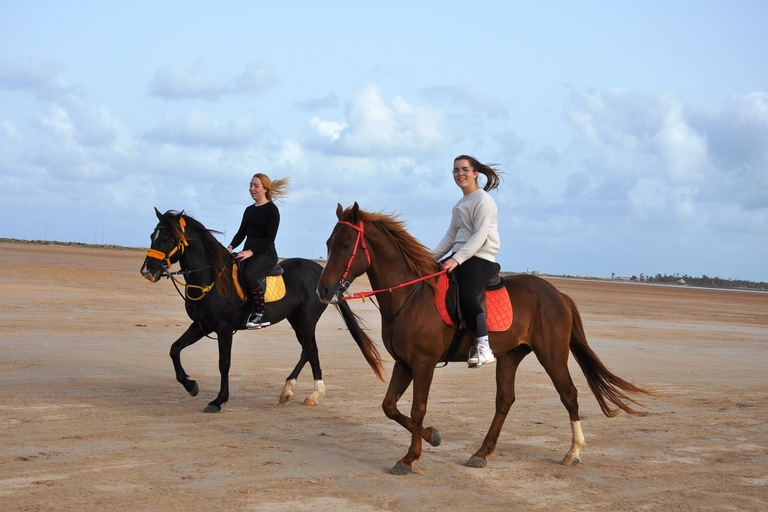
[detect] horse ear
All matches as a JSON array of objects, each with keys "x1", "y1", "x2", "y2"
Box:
[
  {"x1": 352, "y1": 202, "x2": 360, "y2": 223},
  {"x1": 155, "y1": 207, "x2": 163, "y2": 221},
  {"x1": 336, "y1": 203, "x2": 344, "y2": 221}
]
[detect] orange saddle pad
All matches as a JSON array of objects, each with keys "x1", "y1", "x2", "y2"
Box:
[{"x1": 435, "y1": 274, "x2": 513, "y2": 332}]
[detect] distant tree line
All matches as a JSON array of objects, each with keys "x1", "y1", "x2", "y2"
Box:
[{"x1": 629, "y1": 273, "x2": 767, "y2": 291}]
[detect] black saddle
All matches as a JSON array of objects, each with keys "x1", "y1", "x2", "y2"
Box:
[{"x1": 444, "y1": 262, "x2": 504, "y2": 328}]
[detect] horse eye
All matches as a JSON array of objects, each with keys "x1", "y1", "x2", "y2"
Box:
[{"x1": 341, "y1": 243, "x2": 352, "y2": 252}]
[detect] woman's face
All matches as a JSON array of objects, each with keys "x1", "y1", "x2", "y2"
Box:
[
  {"x1": 249, "y1": 177, "x2": 267, "y2": 203},
  {"x1": 453, "y1": 158, "x2": 478, "y2": 193}
]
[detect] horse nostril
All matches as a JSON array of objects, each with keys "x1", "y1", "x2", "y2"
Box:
[{"x1": 317, "y1": 286, "x2": 332, "y2": 303}]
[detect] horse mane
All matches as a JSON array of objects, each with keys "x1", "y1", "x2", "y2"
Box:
[
  {"x1": 162, "y1": 210, "x2": 235, "y2": 299},
  {"x1": 343, "y1": 207, "x2": 441, "y2": 287}
]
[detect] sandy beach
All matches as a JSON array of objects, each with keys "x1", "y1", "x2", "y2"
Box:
[{"x1": 1, "y1": 242, "x2": 766, "y2": 511}]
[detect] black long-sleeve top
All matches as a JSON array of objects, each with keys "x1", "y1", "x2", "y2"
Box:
[{"x1": 229, "y1": 202, "x2": 280, "y2": 257}]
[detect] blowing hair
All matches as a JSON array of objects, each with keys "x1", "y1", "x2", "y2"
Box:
[
  {"x1": 455, "y1": 155, "x2": 503, "y2": 192},
  {"x1": 254, "y1": 173, "x2": 290, "y2": 202}
]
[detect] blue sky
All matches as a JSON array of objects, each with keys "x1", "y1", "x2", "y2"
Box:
[{"x1": 2, "y1": 1, "x2": 767, "y2": 281}]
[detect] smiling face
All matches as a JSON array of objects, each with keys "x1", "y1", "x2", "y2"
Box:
[
  {"x1": 453, "y1": 158, "x2": 480, "y2": 195},
  {"x1": 249, "y1": 177, "x2": 267, "y2": 204}
]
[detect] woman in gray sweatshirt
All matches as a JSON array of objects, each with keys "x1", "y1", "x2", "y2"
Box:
[{"x1": 432, "y1": 155, "x2": 503, "y2": 367}]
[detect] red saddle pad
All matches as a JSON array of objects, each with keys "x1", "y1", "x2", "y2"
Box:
[{"x1": 435, "y1": 274, "x2": 513, "y2": 332}]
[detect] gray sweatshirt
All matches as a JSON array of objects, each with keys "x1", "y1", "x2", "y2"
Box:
[{"x1": 432, "y1": 189, "x2": 500, "y2": 264}]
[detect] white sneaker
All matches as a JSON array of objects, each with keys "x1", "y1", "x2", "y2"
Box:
[
  {"x1": 246, "y1": 313, "x2": 264, "y2": 329},
  {"x1": 468, "y1": 345, "x2": 495, "y2": 367}
]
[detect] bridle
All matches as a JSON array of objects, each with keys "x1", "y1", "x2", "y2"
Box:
[
  {"x1": 334, "y1": 217, "x2": 447, "y2": 300},
  {"x1": 144, "y1": 216, "x2": 215, "y2": 301},
  {"x1": 333, "y1": 217, "x2": 448, "y2": 366},
  {"x1": 335, "y1": 219, "x2": 371, "y2": 294},
  {"x1": 145, "y1": 217, "x2": 189, "y2": 271}
]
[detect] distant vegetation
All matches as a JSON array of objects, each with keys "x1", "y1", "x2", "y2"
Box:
[
  {"x1": 628, "y1": 273, "x2": 768, "y2": 292},
  {"x1": 3, "y1": 238, "x2": 766, "y2": 292},
  {"x1": 0, "y1": 238, "x2": 143, "y2": 251}
]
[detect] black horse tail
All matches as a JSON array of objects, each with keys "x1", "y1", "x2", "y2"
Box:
[
  {"x1": 336, "y1": 300, "x2": 385, "y2": 382},
  {"x1": 565, "y1": 294, "x2": 657, "y2": 417}
]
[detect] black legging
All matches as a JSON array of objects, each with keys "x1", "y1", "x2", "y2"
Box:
[
  {"x1": 453, "y1": 256, "x2": 497, "y2": 338},
  {"x1": 243, "y1": 252, "x2": 277, "y2": 314}
]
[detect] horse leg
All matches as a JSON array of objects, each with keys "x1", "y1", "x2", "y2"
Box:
[
  {"x1": 303, "y1": 380, "x2": 325, "y2": 407},
  {"x1": 299, "y1": 327, "x2": 324, "y2": 406},
  {"x1": 534, "y1": 348, "x2": 584, "y2": 466},
  {"x1": 279, "y1": 349, "x2": 307, "y2": 404},
  {"x1": 282, "y1": 318, "x2": 325, "y2": 406},
  {"x1": 279, "y1": 378, "x2": 297, "y2": 405},
  {"x1": 203, "y1": 329, "x2": 232, "y2": 413},
  {"x1": 169, "y1": 324, "x2": 205, "y2": 397},
  {"x1": 384, "y1": 360, "x2": 438, "y2": 475},
  {"x1": 382, "y1": 362, "x2": 441, "y2": 447},
  {"x1": 467, "y1": 348, "x2": 528, "y2": 468}
]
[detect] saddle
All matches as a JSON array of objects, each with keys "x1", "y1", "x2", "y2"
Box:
[
  {"x1": 234, "y1": 260, "x2": 287, "y2": 304},
  {"x1": 436, "y1": 264, "x2": 513, "y2": 332}
]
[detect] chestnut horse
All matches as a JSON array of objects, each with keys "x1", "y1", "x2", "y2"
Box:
[{"x1": 317, "y1": 203, "x2": 654, "y2": 474}]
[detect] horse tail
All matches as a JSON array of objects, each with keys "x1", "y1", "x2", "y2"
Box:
[
  {"x1": 565, "y1": 294, "x2": 657, "y2": 417},
  {"x1": 337, "y1": 300, "x2": 385, "y2": 382}
]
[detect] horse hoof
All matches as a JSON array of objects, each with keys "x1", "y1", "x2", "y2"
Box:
[
  {"x1": 279, "y1": 394, "x2": 293, "y2": 404},
  {"x1": 390, "y1": 463, "x2": 412, "y2": 475},
  {"x1": 203, "y1": 404, "x2": 221, "y2": 413},
  {"x1": 429, "y1": 427, "x2": 442, "y2": 447},
  {"x1": 466, "y1": 455, "x2": 487, "y2": 468},
  {"x1": 302, "y1": 397, "x2": 317, "y2": 406},
  {"x1": 561, "y1": 455, "x2": 580, "y2": 466},
  {"x1": 188, "y1": 381, "x2": 199, "y2": 397}
]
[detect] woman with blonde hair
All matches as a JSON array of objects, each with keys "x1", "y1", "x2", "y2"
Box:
[{"x1": 228, "y1": 173, "x2": 290, "y2": 328}]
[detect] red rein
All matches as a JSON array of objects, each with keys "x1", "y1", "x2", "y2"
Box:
[{"x1": 335, "y1": 219, "x2": 446, "y2": 301}]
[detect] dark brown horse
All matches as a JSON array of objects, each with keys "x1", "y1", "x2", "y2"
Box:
[{"x1": 317, "y1": 203, "x2": 655, "y2": 474}]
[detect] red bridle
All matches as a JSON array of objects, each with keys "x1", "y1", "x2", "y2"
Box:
[
  {"x1": 336, "y1": 219, "x2": 371, "y2": 291},
  {"x1": 334, "y1": 218, "x2": 447, "y2": 302}
]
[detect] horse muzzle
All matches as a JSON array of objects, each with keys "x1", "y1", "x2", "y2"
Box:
[
  {"x1": 316, "y1": 282, "x2": 346, "y2": 305},
  {"x1": 140, "y1": 260, "x2": 167, "y2": 283}
]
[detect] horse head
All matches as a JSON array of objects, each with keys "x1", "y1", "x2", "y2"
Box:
[
  {"x1": 140, "y1": 208, "x2": 188, "y2": 282},
  {"x1": 317, "y1": 202, "x2": 370, "y2": 304}
]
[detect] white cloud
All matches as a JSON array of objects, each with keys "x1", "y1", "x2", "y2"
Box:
[
  {"x1": 295, "y1": 93, "x2": 340, "y2": 111},
  {"x1": 420, "y1": 85, "x2": 510, "y2": 119},
  {"x1": 144, "y1": 111, "x2": 262, "y2": 148},
  {"x1": 306, "y1": 86, "x2": 455, "y2": 157},
  {"x1": 147, "y1": 60, "x2": 276, "y2": 100},
  {"x1": 652, "y1": 104, "x2": 709, "y2": 184},
  {"x1": 0, "y1": 57, "x2": 67, "y2": 98},
  {"x1": 560, "y1": 87, "x2": 768, "y2": 219},
  {"x1": 308, "y1": 117, "x2": 346, "y2": 142}
]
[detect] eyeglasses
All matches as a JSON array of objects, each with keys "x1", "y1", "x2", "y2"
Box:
[{"x1": 452, "y1": 168, "x2": 474, "y2": 175}]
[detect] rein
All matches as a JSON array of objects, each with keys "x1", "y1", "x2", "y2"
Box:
[
  {"x1": 342, "y1": 269, "x2": 446, "y2": 301},
  {"x1": 335, "y1": 218, "x2": 446, "y2": 301},
  {"x1": 165, "y1": 267, "x2": 216, "y2": 301}
]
